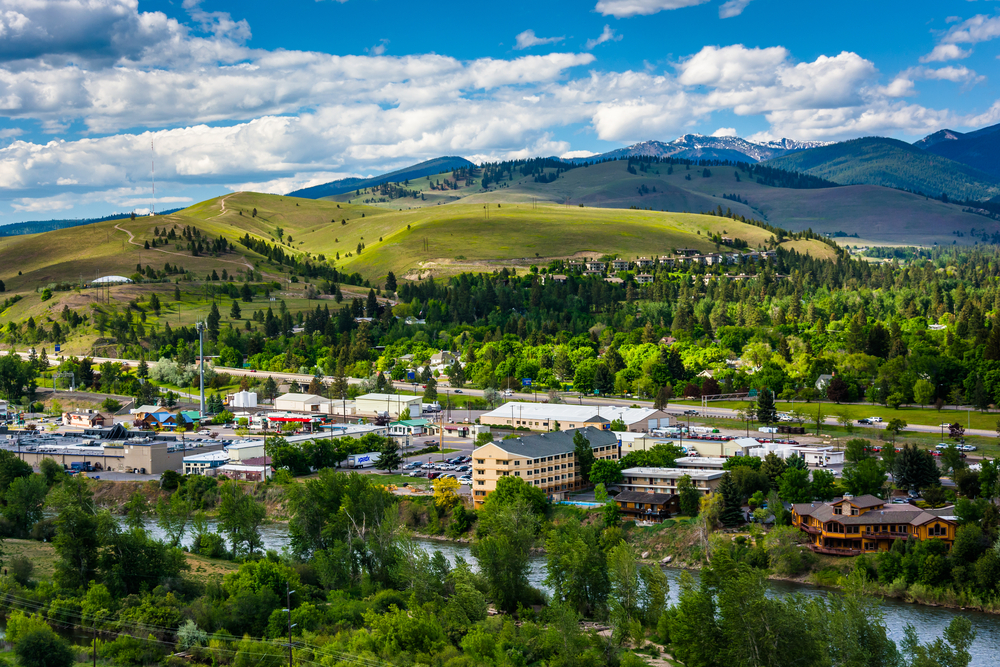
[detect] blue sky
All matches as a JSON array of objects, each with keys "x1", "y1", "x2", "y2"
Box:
[{"x1": 0, "y1": 0, "x2": 998, "y2": 222}]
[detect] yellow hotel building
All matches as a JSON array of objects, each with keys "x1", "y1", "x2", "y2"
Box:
[
  {"x1": 791, "y1": 494, "x2": 957, "y2": 556},
  {"x1": 471, "y1": 426, "x2": 620, "y2": 507}
]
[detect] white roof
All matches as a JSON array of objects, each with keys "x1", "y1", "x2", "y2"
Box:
[
  {"x1": 674, "y1": 456, "x2": 725, "y2": 467},
  {"x1": 356, "y1": 393, "x2": 421, "y2": 402},
  {"x1": 183, "y1": 450, "x2": 230, "y2": 463},
  {"x1": 622, "y1": 466, "x2": 725, "y2": 479},
  {"x1": 276, "y1": 393, "x2": 328, "y2": 403},
  {"x1": 226, "y1": 441, "x2": 264, "y2": 450},
  {"x1": 91, "y1": 275, "x2": 132, "y2": 284},
  {"x1": 218, "y1": 463, "x2": 269, "y2": 472},
  {"x1": 483, "y1": 402, "x2": 660, "y2": 424}
]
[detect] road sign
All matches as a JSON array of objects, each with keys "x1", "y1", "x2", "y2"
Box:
[
  {"x1": 407, "y1": 371, "x2": 416, "y2": 381},
  {"x1": 54, "y1": 344, "x2": 60, "y2": 353},
  {"x1": 522, "y1": 378, "x2": 532, "y2": 387}
]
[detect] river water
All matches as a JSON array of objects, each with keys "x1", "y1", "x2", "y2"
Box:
[{"x1": 140, "y1": 520, "x2": 1000, "y2": 666}]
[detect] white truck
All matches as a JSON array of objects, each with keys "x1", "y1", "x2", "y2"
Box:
[{"x1": 347, "y1": 452, "x2": 381, "y2": 469}]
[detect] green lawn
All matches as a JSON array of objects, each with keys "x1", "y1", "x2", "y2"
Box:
[{"x1": 676, "y1": 399, "x2": 999, "y2": 432}]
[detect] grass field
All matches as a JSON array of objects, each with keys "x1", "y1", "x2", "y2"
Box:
[
  {"x1": 5, "y1": 538, "x2": 238, "y2": 584},
  {"x1": 676, "y1": 399, "x2": 998, "y2": 432}
]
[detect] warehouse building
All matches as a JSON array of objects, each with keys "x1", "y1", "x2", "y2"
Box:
[{"x1": 480, "y1": 402, "x2": 672, "y2": 432}]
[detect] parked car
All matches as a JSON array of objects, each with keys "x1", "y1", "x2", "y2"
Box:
[
  {"x1": 962, "y1": 444, "x2": 977, "y2": 452},
  {"x1": 427, "y1": 472, "x2": 441, "y2": 480},
  {"x1": 857, "y1": 418, "x2": 872, "y2": 425},
  {"x1": 870, "y1": 417, "x2": 883, "y2": 423},
  {"x1": 458, "y1": 476, "x2": 472, "y2": 484},
  {"x1": 683, "y1": 409, "x2": 698, "y2": 415}
]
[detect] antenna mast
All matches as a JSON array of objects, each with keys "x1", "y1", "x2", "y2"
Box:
[{"x1": 151, "y1": 138, "x2": 155, "y2": 216}]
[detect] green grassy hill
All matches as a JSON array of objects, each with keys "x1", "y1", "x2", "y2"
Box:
[
  {"x1": 317, "y1": 158, "x2": 988, "y2": 245},
  {"x1": 764, "y1": 137, "x2": 1000, "y2": 202}
]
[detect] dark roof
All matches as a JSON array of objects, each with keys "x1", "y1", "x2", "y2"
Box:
[
  {"x1": 793, "y1": 500, "x2": 957, "y2": 527},
  {"x1": 615, "y1": 491, "x2": 676, "y2": 505},
  {"x1": 489, "y1": 426, "x2": 618, "y2": 458},
  {"x1": 842, "y1": 494, "x2": 885, "y2": 509}
]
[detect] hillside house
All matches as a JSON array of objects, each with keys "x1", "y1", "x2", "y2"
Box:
[
  {"x1": 610, "y1": 259, "x2": 630, "y2": 271},
  {"x1": 615, "y1": 491, "x2": 679, "y2": 523},
  {"x1": 636, "y1": 274, "x2": 654, "y2": 285},
  {"x1": 792, "y1": 495, "x2": 958, "y2": 556}
]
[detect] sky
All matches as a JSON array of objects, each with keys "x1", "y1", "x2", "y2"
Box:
[{"x1": 0, "y1": 0, "x2": 998, "y2": 223}]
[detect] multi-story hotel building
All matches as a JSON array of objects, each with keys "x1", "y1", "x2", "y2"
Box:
[{"x1": 471, "y1": 426, "x2": 619, "y2": 507}]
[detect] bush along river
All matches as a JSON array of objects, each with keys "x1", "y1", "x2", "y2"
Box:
[{"x1": 139, "y1": 520, "x2": 1000, "y2": 667}]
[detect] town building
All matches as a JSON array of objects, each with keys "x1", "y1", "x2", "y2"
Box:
[
  {"x1": 480, "y1": 402, "x2": 671, "y2": 432},
  {"x1": 354, "y1": 393, "x2": 422, "y2": 419},
  {"x1": 619, "y1": 467, "x2": 725, "y2": 495},
  {"x1": 635, "y1": 274, "x2": 654, "y2": 285},
  {"x1": 792, "y1": 495, "x2": 958, "y2": 556},
  {"x1": 216, "y1": 456, "x2": 272, "y2": 481},
  {"x1": 62, "y1": 410, "x2": 106, "y2": 428},
  {"x1": 226, "y1": 441, "x2": 266, "y2": 461},
  {"x1": 471, "y1": 427, "x2": 618, "y2": 507},
  {"x1": 614, "y1": 491, "x2": 679, "y2": 523},
  {"x1": 610, "y1": 259, "x2": 630, "y2": 271},
  {"x1": 183, "y1": 449, "x2": 231, "y2": 475},
  {"x1": 673, "y1": 456, "x2": 726, "y2": 470},
  {"x1": 389, "y1": 419, "x2": 431, "y2": 436}
]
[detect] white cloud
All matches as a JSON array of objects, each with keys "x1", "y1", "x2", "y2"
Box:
[
  {"x1": 920, "y1": 44, "x2": 972, "y2": 63},
  {"x1": 366, "y1": 39, "x2": 389, "y2": 56},
  {"x1": 880, "y1": 77, "x2": 915, "y2": 98},
  {"x1": 719, "y1": 0, "x2": 753, "y2": 18},
  {"x1": 585, "y1": 25, "x2": 622, "y2": 50},
  {"x1": 942, "y1": 14, "x2": 1000, "y2": 45},
  {"x1": 915, "y1": 65, "x2": 984, "y2": 84},
  {"x1": 515, "y1": 30, "x2": 564, "y2": 50},
  {"x1": 711, "y1": 127, "x2": 737, "y2": 137},
  {"x1": 560, "y1": 149, "x2": 597, "y2": 159},
  {"x1": 595, "y1": 0, "x2": 709, "y2": 19},
  {"x1": 11, "y1": 194, "x2": 74, "y2": 212}
]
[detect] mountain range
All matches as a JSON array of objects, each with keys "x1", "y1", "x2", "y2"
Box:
[
  {"x1": 913, "y1": 123, "x2": 1000, "y2": 181},
  {"x1": 569, "y1": 135, "x2": 829, "y2": 164}
]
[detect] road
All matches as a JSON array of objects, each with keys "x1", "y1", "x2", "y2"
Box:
[{"x1": 5, "y1": 349, "x2": 996, "y2": 440}]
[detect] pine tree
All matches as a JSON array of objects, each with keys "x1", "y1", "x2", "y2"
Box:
[
  {"x1": 230, "y1": 301, "x2": 242, "y2": 320},
  {"x1": 756, "y1": 388, "x2": 777, "y2": 426},
  {"x1": 718, "y1": 472, "x2": 743, "y2": 527}
]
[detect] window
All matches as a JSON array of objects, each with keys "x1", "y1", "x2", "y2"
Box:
[
  {"x1": 851, "y1": 509, "x2": 859, "y2": 516},
  {"x1": 514, "y1": 472, "x2": 520, "y2": 477},
  {"x1": 929, "y1": 524, "x2": 947, "y2": 536},
  {"x1": 864, "y1": 542, "x2": 876, "y2": 551},
  {"x1": 834, "y1": 507, "x2": 842, "y2": 515},
  {"x1": 475, "y1": 470, "x2": 484, "y2": 476},
  {"x1": 514, "y1": 461, "x2": 520, "y2": 466},
  {"x1": 477, "y1": 480, "x2": 485, "y2": 486},
  {"x1": 476, "y1": 459, "x2": 484, "y2": 464}
]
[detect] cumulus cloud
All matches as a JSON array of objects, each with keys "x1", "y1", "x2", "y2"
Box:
[
  {"x1": 595, "y1": 0, "x2": 709, "y2": 19},
  {"x1": 711, "y1": 127, "x2": 737, "y2": 136},
  {"x1": 514, "y1": 30, "x2": 564, "y2": 50},
  {"x1": 719, "y1": 0, "x2": 753, "y2": 19},
  {"x1": 0, "y1": 1, "x2": 986, "y2": 208},
  {"x1": 585, "y1": 25, "x2": 622, "y2": 50},
  {"x1": 942, "y1": 13, "x2": 1000, "y2": 45},
  {"x1": 921, "y1": 44, "x2": 972, "y2": 63}
]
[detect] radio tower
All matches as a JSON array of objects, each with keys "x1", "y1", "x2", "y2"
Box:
[{"x1": 150, "y1": 138, "x2": 155, "y2": 216}]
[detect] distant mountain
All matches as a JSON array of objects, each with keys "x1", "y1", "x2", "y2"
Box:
[
  {"x1": 914, "y1": 123, "x2": 1000, "y2": 179},
  {"x1": 764, "y1": 137, "x2": 1000, "y2": 202},
  {"x1": 570, "y1": 135, "x2": 829, "y2": 164},
  {"x1": 0, "y1": 209, "x2": 183, "y2": 237},
  {"x1": 288, "y1": 156, "x2": 475, "y2": 199}
]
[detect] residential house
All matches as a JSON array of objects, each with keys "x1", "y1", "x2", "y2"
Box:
[
  {"x1": 586, "y1": 261, "x2": 607, "y2": 272},
  {"x1": 604, "y1": 277, "x2": 624, "y2": 285},
  {"x1": 635, "y1": 274, "x2": 654, "y2": 285},
  {"x1": 615, "y1": 491, "x2": 679, "y2": 523},
  {"x1": 610, "y1": 259, "x2": 630, "y2": 271},
  {"x1": 636, "y1": 257, "x2": 655, "y2": 268},
  {"x1": 792, "y1": 494, "x2": 958, "y2": 556}
]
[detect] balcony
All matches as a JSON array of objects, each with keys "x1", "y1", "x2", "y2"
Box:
[
  {"x1": 808, "y1": 545, "x2": 862, "y2": 556},
  {"x1": 798, "y1": 524, "x2": 821, "y2": 535},
  {"x1": 865, "y1": 531, "x2": 910, "y2": 540}
]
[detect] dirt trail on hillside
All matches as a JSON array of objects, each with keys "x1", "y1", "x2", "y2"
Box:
[{"x1": 114, "y1": 219, "x2": 257, "y2": 275}]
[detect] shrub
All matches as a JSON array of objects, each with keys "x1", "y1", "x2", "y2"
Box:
[{"x1": 14, "y1": 628, "x2": 74, "y2": 667}]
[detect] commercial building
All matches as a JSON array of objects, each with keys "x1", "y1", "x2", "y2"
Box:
[
  {"x1": 792, "y1": 495, "x2": 958, "y2": 556},
  {"x1": 274, "y1": 393, "x2": 332, "y2": 413},
  {"x1": 619, "y1": 467, "x2": 725, "y2": 495},
  {"x1": 480, "y1": 403, "x2": 671, "y2": 432},
  {"x1": 614, "y1": 491, "x2": 679, "y2": 523},
  {"x1": 226, "y1": 441, "x2": 266, "y2": 461},
  {"x1": 748, "y1": 442, "x2": 844, "y2": 467},
  {"x1": 471, "y1": 426, "x2": 619, "y2": 507},
  {"x1": 216, "y1": 456, "x2": 272, "y2": 481},
  {"x1": 62, "y1": 411, "x2": 106, "y2": 428},
  {"x1": 183, "y1": 450, "x2": 231, "y2": 475},
  {"x1": 354, "y1": 393, "x2": 422, "y2": 419},
  {"x1": 673, "y1": 456, "x2": 726, "y2": 471},
  {"x1": 389, "y1": 419, "x2": 431, "y2": 436},
  {"x1": 3, "y1": 427, "x2": 189, "y2": 474}
]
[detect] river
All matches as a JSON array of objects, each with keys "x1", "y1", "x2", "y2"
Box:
[{"x1": 140, "y1": 520, "x2": 1000, "y2": 666}]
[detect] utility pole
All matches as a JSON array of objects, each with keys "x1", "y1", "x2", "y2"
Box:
[
  {"x1": 195, "y1": 322, "x2": 205, "y2": 416},
  {"x1": 285, "y1": 584, "x2": 296, "y2": 667}
]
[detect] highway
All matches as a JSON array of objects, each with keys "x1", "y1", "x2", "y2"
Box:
[{"x1": 4, "y1": 350, "x2": 996, "y2": 440}]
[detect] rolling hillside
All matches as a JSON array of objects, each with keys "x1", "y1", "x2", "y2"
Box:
[
  {"x1": 320, "y1": 158, "x2": 986, "y2": 245},
  {"x1": 764, "y1": 137, "x2": 1000, "y2": 202}
]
